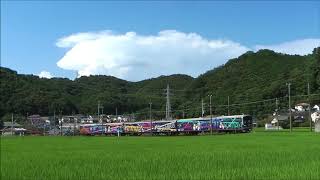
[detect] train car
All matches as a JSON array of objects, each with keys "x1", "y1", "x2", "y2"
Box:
[
  {"x1": 212, "y1": 115, "x2": 252, "y2": 132},
  {"x1": 176, "y1": 115, "x2": 252, "y2": 133},
  {"x1": 124, "y1": 121, "x2": 175, "y2": 134},
  {"x1": 176, "y1": 118, "x2": 211, "y2": 134}
]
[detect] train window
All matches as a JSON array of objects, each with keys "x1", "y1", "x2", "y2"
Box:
[
  {"x1": 235, "y1": 118, "x2": 241, "y2": 122},
  {"x1": 243, "y1": 116, "x2": 252, "y2": 125}
]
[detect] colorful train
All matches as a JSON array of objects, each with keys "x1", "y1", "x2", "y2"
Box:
[{"x1": 79, "y1": 115, "x2": 253, "y2": 136}]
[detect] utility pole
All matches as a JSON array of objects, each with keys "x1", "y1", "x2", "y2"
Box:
[
  {"x1": 26, "y1": 112, "x2": 29, "y2": 134},
  {"x1": 149, "y1": 102, "x2": 152, "y2": 135},
  {"x1": 276, "y1": 98, "x2": 279, "y2": 130},
  {"x1": 228, "y1": 96, "x2": 230, "y2": 115},
  {"x1": 43, "y1": 118, "x2": 46, "y2": 136},
  {"x1": 100, "y1": 105, "x2": 104, "y2": 134},
  {"x1": 116, "y1": 107, "x2": 118, "y2": 122},
  {"x1": 131, "y1": 113, "x2": 135, "y2": 122},
  {"x1": 308, "y1": 82, "x2": 312, "y2": 132},
  {"x1": 201, "y1": 99, "x2": 205, "y2": 117},
  {"x1": 165, "y1": 84, "x2": 171, "y2": 120},
  {"x1": 286, "y1": 83, "x2": 292, "y2": 132},
  {"x1": 11, "y1": 113, "x2": 14, "y2": 135},
  {"x1": 182, "y1": 105, "x2": 185, "y2": 119},
  {"x1": 73, "y1": 111, "x2": 75, "y2": 136},
  {"x1": 101, "y1": 106, "x2": 104, "y2": 117},
  {"x1": 97, "y1": 101, "x2": 100, "y2": 123},
  {"x1": 208, "y1": 95, "x2": 213, "y2": 135},
  {"x1": 60, "y1": 110, "x2": 63, "y2": 136},
  {"x1": 53, "y1": 110, "x2": 56, "y2": 134}
]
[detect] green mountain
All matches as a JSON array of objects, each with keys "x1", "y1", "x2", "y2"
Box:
[
  {"x1": 0, "y1": 67, "x2": 194, "y2": 120},
  {"x1": 1, "y1": 48, "x2": 319, "y2": 123},
  {"x1": 182, "y1": 48, "x2": 320, "y2": 117}
]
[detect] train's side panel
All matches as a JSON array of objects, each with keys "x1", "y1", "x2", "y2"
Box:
[{"x1": 80, "y1": 125, "x2": 105, "y2": 135}]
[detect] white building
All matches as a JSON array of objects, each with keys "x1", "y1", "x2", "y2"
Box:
[
  {"x1": 312, "y1": 111, "x2": 320, "y2": 133},
  {"x1": 294, "y1": 103, "x2": 309, "y2": 112}
]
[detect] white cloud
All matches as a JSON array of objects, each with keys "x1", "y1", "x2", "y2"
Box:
[
  {"x1": 255, "y1": 38, "x2": 320, "y2": 55},
  {"x1": 56, "y1": 30, "x2": 249, "y2": 81},
  {"x1": 38, "y1": 71, "x2": 53, "y2": 79},
  {"x1": 56, "y1": 30, "x2": 319, "y2": 81}
]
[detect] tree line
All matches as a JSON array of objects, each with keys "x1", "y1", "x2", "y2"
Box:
[{"x1": 1, "y1": 48, "x2": 319, "y2": 126}]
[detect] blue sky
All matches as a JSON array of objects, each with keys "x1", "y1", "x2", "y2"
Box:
[{"x1": 1, "y1": 1, "x2": 319, "y2": 81}]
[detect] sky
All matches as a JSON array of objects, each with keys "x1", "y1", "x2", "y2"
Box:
[{"x1": 1, "y1": 1, "x2": 320, "y2": 81}]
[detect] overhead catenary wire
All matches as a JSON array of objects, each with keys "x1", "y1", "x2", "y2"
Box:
[{"x1": 121, "y1": 95, "x2": 320, "y2": 118}]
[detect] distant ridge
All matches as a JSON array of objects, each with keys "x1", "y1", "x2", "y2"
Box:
[{"x1": 1, "y1": 47, "x2": 319, "y2": 122}]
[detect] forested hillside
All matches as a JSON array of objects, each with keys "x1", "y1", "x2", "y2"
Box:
[
  {"x1": 182, "y1": 48, "x2": 320, "y2": 117},
  {"x1": 1, "y1": 48, "x2": 319, "y2": 123}
]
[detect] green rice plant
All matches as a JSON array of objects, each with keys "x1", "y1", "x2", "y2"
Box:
[{"x1": 1, "y1": 131, "x2": 320, "y2": 180}]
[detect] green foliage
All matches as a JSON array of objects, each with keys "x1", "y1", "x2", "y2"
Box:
[
  {"x1": 311, "y1": 47, "x2": 320, "y2": 91},
  {"x1": 181, "y1": 48, "x2": 319, "y2": 117},
  {"x1": 0, "y1": 48, "x2": 319, "y2": 122}
]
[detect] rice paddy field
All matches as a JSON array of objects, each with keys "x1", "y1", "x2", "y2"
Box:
[{"x1": 1, "y1": 129, "x2": 320, "y2": 180}]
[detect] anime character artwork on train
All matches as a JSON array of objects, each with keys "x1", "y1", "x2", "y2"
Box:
[
  {"x1": 79, "y1": 124, "x2": 106, "y2": 135},
  {"x1": 176, "y1": 115, "x2": 252, "y2": 133},
  {"x1": 211, "y1": 115, "x2": 252, "y2": 132}
]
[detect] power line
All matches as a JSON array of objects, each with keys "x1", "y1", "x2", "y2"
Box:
[
  {"x1": 216, "y1": 98, "x2": 278, "y2": 107},
  {"x1": 124, "y1": 94, "x2": 320, "y2": 118}
]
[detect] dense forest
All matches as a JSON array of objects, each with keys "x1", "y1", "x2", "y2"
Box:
[{"x1": 1, "y1": 48, "x2": 319, "y2": 124}]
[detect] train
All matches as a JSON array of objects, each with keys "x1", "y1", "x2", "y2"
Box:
[{"x1": 79, "y1": 115, "x2": 253, "y2": 136}]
